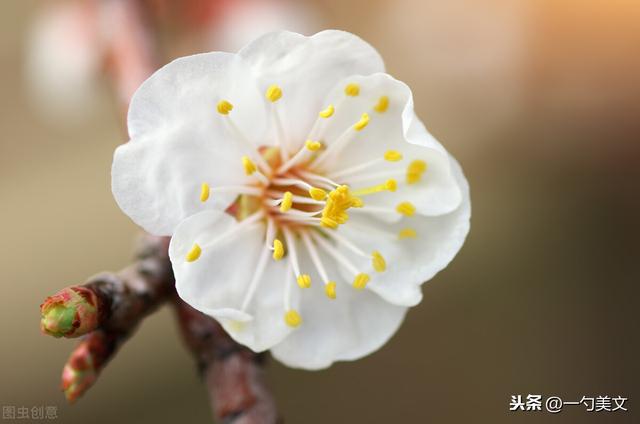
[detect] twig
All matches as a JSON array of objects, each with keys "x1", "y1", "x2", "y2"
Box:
[
  {"x1": 174, "y1": 298, "x2": 280, "y2": 424},
  {"x1": 41, "y1": 235, "x2": 173, "y2": 401}
]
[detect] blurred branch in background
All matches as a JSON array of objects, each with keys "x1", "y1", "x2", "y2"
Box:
[{"x1": 36, "y1": 0, "x2": 284, "y2": 422}]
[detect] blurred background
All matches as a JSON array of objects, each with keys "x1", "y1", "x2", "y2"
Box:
[{"x1": 1, "y1": 0, "x2": 639, "y2": 422}]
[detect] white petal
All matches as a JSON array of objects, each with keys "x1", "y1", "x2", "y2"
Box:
[
  {"x1": 127, "y1": 52, "x2": 267, "y2": 145},
  {"x1": 238, "y1": 30, "x2": 385, "y2": 148},
  {"x1": 317, "y1": 73, "x2": 461, "y2": 217},
  {"x1": 114, "y1": 52, "x2": 269, "y2": 235},
  {"x1": 270, "y1": 252, "x2": 407, "y2": 370},
  {"x1": 112, "y1": 131, "x2": 246, "y2": 235},
  {"x1": 169, "y1": 211, "x2": 296, "y2": 352},
  {"x1": 336, "y1": 156, "x2": 471, "y2": 307}
]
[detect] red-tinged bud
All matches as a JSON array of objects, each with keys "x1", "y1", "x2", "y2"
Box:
[
  {"x1": 40, "y1": 287, "x2": 99, "y2": 338},
  {"x1": 61, "y1": 332, "x2": 110, "y2": 402}
]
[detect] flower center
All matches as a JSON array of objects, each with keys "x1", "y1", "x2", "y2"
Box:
[{"x1": 187, "y1": 83, "x2": 427, "y2": 328}]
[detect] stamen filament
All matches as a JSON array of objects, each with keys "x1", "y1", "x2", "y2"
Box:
[
  {"x1": 199, "y1": 211, "x2": 264, "y2": 250},
  {"x1": 222, "y1": 116, "x2": 271, "y2": 174},
  {"x1": 283, "y1": 228, "x2": 311, "y2": 288},
  {"x1": 240, "y1": 245, "x2": 270, "y2": 311},
  {"x1": 328, "y1": 151, "x2": 403, "y2": 180},
  {"x1": 300, "y1": 232, "x2": 337, "y2": 300},
  {"x1": 271, "y1": 178, "x2": 313, "y2": 190},
  {"x1": 265, "y1": 192, "x2": 324, "y2": 205},
  {"x1": 311, "y1": 125, "x2": 359, "y2": 170},
  {"x1": 324, "y1": 230, "x2": 369, "y2": 259},
  {"x1": 208, "y1": 185, "x2": 263, "y2": 197},
  {"x1": 310, "y1": 231, "x2": 359, "y2": 276},
  {"x1": 277, "y1": 140, "x2": 321, "y2": 174},
  {"x1": 343, "y1": 170, "x2": 404, "y2": 184},
  {"x1": 295, "y1": 170, "x2": 340, "y2": 188},
  {"x1": 352, "y1": 179, "x2": 397, "y2": 196}
]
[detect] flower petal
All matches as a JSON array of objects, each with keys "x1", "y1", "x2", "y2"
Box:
[
  {"x1": 169, "y1": 210, "x2": 297, "y2": 352},
  {"x1": 316, "y1": 73, "x2": 462, "y2": 217},
  {"x1": 270, "y1": 252, "x2": 407, "y2": 370},
  {"x1": 238, "y1": 30, "x2": 385, "y2": 147},
  {"x1": 114, "y1": 52, "x2": 270, "y2": 235},
  {"x1": 112, "y1": 130, "x2": 247, "y2": 235},
  {"x1": 335, "y1": 155, "x2": 471, "y2": 307},
  {"x1": 128, "y1": 52, "x2": 267, "y2": 145}
]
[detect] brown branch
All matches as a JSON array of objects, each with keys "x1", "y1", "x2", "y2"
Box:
[
  {"x1": 173, "y1": 298, "x2": 280, "y2": 424},
  {"x1": 41, "y1": 235, "x2": 174, "y2": 401}
]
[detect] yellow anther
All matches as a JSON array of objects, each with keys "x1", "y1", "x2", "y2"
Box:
[
  {"x1": 398, "y1": 228, "x2": 417, "y2": 239},
  {"x1": 353, "y1": 273, "x2": 370, "y2": 290},
  {"x1": 272, "y1": 239, "x2": 284, "y2": 261},
  {"x1": 385, "y1": 179, "x2": 397, "y2": 192},
  {"x1": 345, "y1": 83, "x2": 360, "y2": 96},
  {"x1": 353, "y1": 113, "x2": 370, "y2": 131},
  {"x1": 185, "y1": 244, "x2": 202, "y2": 262},
  {"x1": 320, "y1": 185, "x2": 360, "y2": 229},
  {"x1": 351, "y1": 197, "x2": 364, "y2": 208},
  {"x1": 374, "y1": 96, "x2": 389, "y2": 113},
  {"x1": 320, "y1": 217, "x2": 338, "y2": 229},
  {"x1": 309, "y1": 187, "x2": 327, "y2": 201},
  {"x1": 305, "y1": 140, "x2": 323, "y2": 151},
  {"x1": 200, "y1": 183, "x2": 210, "y2": 202},
  {"x1": 325, "y1": 282, "x2": 337, "y2": 299},
  {"x1": 280, "y1": 192, "x2": 293, "y2": 212},
  {"x1": 353, "y1": 179, "x2": 397, "y2": 196},
  {"x1": 384, "y1": 150, "x2": 403, "y2": 162},
  {"x1": 396, "y1": 201, "x2": 416, "y2": 216},
  {"x1": 241, "y1": 156, "x2": 257, "y2": 176},
  {"x1": 406, "y1": 160, "x2": 428, "y2": 184},
  {"x1": 216, "y1": 100, "x2": 233, "y2": 115},
  {"x1": 265, "y1": 84, "x2": 282, "y2": 102},
  {"x1": 319, "y1": 104, "x2": 335, "y2": 118},
  {"x1": 296, "y1": 274, "x2": 311, "y2": 289},
  {"x1": 372, "y1": 251, "x2": 386, "y2": 272},
  {"x1": 284, "y1": 310, "x2": 302, "y2": 327}
]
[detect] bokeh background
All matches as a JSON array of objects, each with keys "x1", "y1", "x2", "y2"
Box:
[{"x1": 1, "y1": 0, "x2": 639, "y2": 422}]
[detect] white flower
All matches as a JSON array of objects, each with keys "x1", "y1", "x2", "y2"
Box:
[{"x1": 112, "y1": 30, "x2": 470, "y2": 369}]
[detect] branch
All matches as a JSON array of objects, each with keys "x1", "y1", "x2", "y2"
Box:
[
  {"x1": 40, "y1": 235, "x2": 174, "y2": 401},
  {"x1": 174, "y1": 298, "x2": 280, "y2": 424}
]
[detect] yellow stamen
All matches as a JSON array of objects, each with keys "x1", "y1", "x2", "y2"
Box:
[
  {"x1": 352, "y1": 179, "x2": 397, "y2": 196},
  {"x1": 320, "y1": 185, "x2": 360, "y2": 229},
  {"x1": 216, "y1": 100, "x2": 233, "y2": 115},
  {"x1": 280, "y1": 192, "x2": 293, "y2": 212},
  {"x1": 273, "y1": 239, "x2": 284, "y2": 261},
  {"x1": 384, "y1": 150, "x2": 403, "y2": 162},
  {"x1": 325, "y1": 282, "x2": 337, "y2": 299},
  {"x1": 352, "y1": 198, "x2": 365, "y2": 208},
  {"x1": 353, "y1": 273, "x2": 370, "y2": 290},
  {"x1": 398, "y1": 228, "x2": 417, "y2": 239},
  {"x1": 407, "y1": 160, "x2": 428, "y2": 184},
  {"x1": 319, "y1": 104, "x2": 335, "y2": 118},
  {"x1": 309, "y1": 187, "x2": 327, "y2": 201},
  {"x1": 241, "y1": 156, "x2": 257, "y2": 176},
  {"x1": 200, "y1": 183, "x2": 210, "y2": 202},
  {"x1": 305, "y1": 140, "x2": 323, "y2": 151},
  {"x1": 265, "y1": 84, "x2": 282, "y2": 102},
  {"x1": 353, "y1": 113, "x2": 370, "y2": 131},
  {"x1": 396, "y1": 202, "x2": 416, "y2": 216},
  {"x1": 372, "y1": 251, "x2": 386, "y2": 272},
  {"x1": 296, "y1": 274, "x2": 311, "y2": 289},
  {"x1": 284, "y1": 310, "x2": 302, "y2": 327},
  {"x1": 374, "y1": 96, "x2": 389, "y2": 113},
  {"x1": 345, "y1": 83, "x2": 360, "y2": 96},
  {"x1": 185, "y1": 244, "x2": 202, "y2": 262}
]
